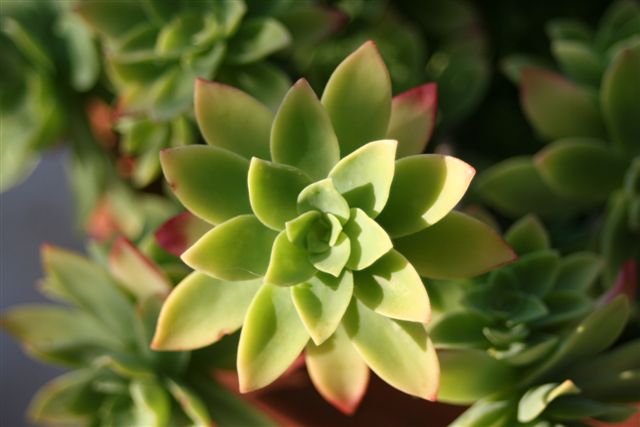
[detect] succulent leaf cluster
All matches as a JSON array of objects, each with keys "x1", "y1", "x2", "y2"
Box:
[
  {"x1": 2, "y1": 242, "x2": 274, "y2": 427},
  {"x1": 151, "y1": 41, "x2": 515, "y2": 412},
  {"x1": 477, "y1": 0, "x2": 640, "y2": 285}
]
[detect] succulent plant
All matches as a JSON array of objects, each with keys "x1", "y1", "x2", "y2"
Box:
[
  {"x1": 0, "y1": 0, "x2": 100, "y2": 191},
  {"x1": 2, "y1": 242, "x2": 276, "y2": 426},
  {"x1": 430, "y1": 215, "x2": 603, "y2": 373},
  {"x1": 149, "y1": 41, "x2": 515, "y2": 413},
  {"x1": 77, "y1": 0, "x2": 338, "y2": 188},
  {"x1": 476, "y1": 1, "x2": 640, "y2": 285}
]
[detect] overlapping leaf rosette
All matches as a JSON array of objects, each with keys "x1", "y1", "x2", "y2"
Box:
[
  {"x1": 477, "y1": 1, "x2": 640, "y2": 286},
  {"x1": 151, "y1": 42, "x2": 515, "y2": 413},
  {"x1": 2, "y1": 242, "x2": 276, "y2": 426},
  {"x1": 77, "y1": 0, "x2": 338, "y2": 188}
]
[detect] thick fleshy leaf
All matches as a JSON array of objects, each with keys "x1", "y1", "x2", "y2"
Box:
[
  {"x1": 553, "y1": 252, "x2": 602, "y2": 291},
  {"x1": 217, "y1": 62, "x2": 290, "y2": 112},
  {"x1": 160, "y1": 145, "x2": 251, "y2": 225},
  {"x1": 353, "y1": 250, "x2": 430, "y2": 322},
  {"x1": 309, "y1": 233, "x2": 351, "y2": 277},
  {"x1": 546, "y1": 396, "x2": 637, "y2": 422},
  {"x1": 248, "y1": 158, "x2": 311, "y2": 230},
  {"x1": 504, "y1": 215, "x2": 550, "y2": 255},
  {"x1": 430, "y1": 312, "x2": 491, "y2": 349},
  {"x1": 535, "y1": 139, "x2": 628, "y2": 201},
  {"x1": 291, "y1": 271, "x2": 354, "y2": 345},
  {"x1": 551, "y1": 40, "x2": 604, "y2": 86},
  {"x1": 238, "y1": 284, "x2": 309, "y2": 392},
  {"x1": 270, "y1": 79, "x2": 340, "y2": 180},
  {"x1": 152, "y1": 272, "x2": 261, "y2": 350},
  {"x1": 387, "y1": 83, "x2": 437, "y2": 158},
  {"x1": 343, "y1": 300, "x2": 439, "y2": 399},
  {"x1": 438, "y1": 349, "x2": 517, "y2": 404},
  {"x1": 42, "y1": 246, "x2": 135, "y2": 344},
  {"x1": 265, "y1": 231, "x2": 316, "y2": 286},
  {"x1": 511, "y1": 251, "x2": 560, "y2": 297},
  {"x1": 329, "y1": 140, "x2": 396, "y2": 218},
  {"x1": 226, "y1": 18, "x2": 291, "y2": 64},
  {"x1": 532, "y1": 290, "x2": 593, "y2": 328},
  {"x1": 449, "y1": 400, "x2": 513, "y2": 427},
  {"x1": 155, "y1": 212, "x2": 211, "y2": 257},
  {"x1": 394, "y1": 212, "x2": 516, "y2": 280},
  {"x1": 343, "y1": 208, "x2": 393, "y2": 271},
  {"x1": 109, "y1": 237, "x2": 171, "y2": 300},
  {"x1": 130, "y1": 378, "x2": 170, "y2": 427},
  {"x1": 167, "y1": 380, "x2": 211, "y2": 426},
  {"x1": 476, "y1": 157, "x2": 580, "y2": 219},
  {"x1": 321, "y1": 41, "x2": 392, "y2": 154},
  {"x1": 377, "y1": 155, "x2": 475, "y2": 237},
  {"x1": 76, "y1": 0, "x2": 147, "y2": 39},
  {"x1": 182, "y1": 215, "x2": 277, "y2": 281},
  {"x1": 297, "y1": 179, "x2": 350, "y2": 223},
  {"x1": 518, "y1": 381, "x2": 580, "y2": 423},
  {"x1": 285, "y1": 211, "x2": 321, "y2": 246},
  {"x1": 306, "y1": 325, "x2": 369, "y2": 415},
  {"x1": 520, "y1": 67, "x2": 606, "y2": 139},
  {"x1": 601, "y1": 43, "x2": 640, "y2": 156},
  {"x1": 194, "y1": 79, "x2": 272, "y2": 159}
]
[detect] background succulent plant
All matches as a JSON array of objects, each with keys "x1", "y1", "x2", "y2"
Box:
[
  {"x1": 150, "y1": 41, "x2": 515, "y2": 413},
  {"x1": 2, "y1": 242, "x2": 277, "y2": 426},
  {"x1": 476, "y1": 0, "x2": 640, "y2": 288}
]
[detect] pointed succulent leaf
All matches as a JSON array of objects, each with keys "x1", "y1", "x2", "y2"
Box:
[
  {"x1": 42, "y1": 246, "x2": 135, "y2": 344},
  {"x1": 394, "y1": 212, "x2": 516, "y2": 280},
  {"x1": 28, "y1": 370, "x2": 101, "y2": 424},
  {"x1": 271, "y1": 79, "x2": 340, "y2": 180},
  {"x1": 343, "y1": 208, "x2": 393, "y2": 271},
  {"x1": 551, "y1": 40, "x2": 604, "y2": 86},
  {"x1": 601, "y1": 43, "x2": 640, "y2": 156},
  {"x1": 476, "y1": 157, "x2": 580, "y2": 219},
  {"x1": 546, "y1": 396, "x2": 637, "y2": 423},
  {"x1": 343, "y1": 300, "x2": 439, "y2": 400},
  {"x1": 155, "y1": 212, "x2": 211, "y2": 257},
  {"x1": 438, "y1": 349, "x2": 517, "y2": 404},
  {"x1": 518, "y1": 381, "x2": 580, "y2": 423},
  {"x1": 520, "y1": 67, "x2": 606, "y2": 139},
  {"x1": 353, "y1": 250, "x2": 430, "y2": 323},
  {"x1": 554, "y1": 252, "x2": 603, "y2": 291},
  {"x1": 265, "y1": 232, "x2": 316, "y2": 286},
  {"x1": 166, "y1": 380, "x2": 211, "y2": 426},
  {"x1": 297, "y1": 178, "x2": 350, "y2": 223},
  {"x1": 509, "y1": 295, "x2": 549, "y2": 323},
  {"x1": 226, "y1": 18, "x2": 291, "y2": 64},
  {"x1": 535, "y1": 139, "x2": 628, "y2": 201},
  {"x1": 329, "y1": 140, "x2": 396, "y2": 218},
  {"x1": 152, "y1": 272, "x2": 261, "y2": 350},
  {"x1": 596, "y1": 0, "x2": 640, "y2": 53},
  {"x1": 567, "y1": 339, "x2": 640, "y2": 385},
  {"x1": 248, "y1": 158, "x2": 311, "y2": 230},
  {"x1": 532, "y1": 290, "x2": 593, "y2": 328},
  {"x1": 130, "y1": 378, "x2": 171, "y2": 427},
  {"x1": 309, "y1": 233, "x2": 351, "y2": 276},
  {"x1": 503, "y1": 335, "x2": 559, "y2": 367},
  {"x1": 387, "y1": 83, "x2": 437, "y2": 158},
  {"x1": 511, "y1": 251, "x2": 560, "y2": 297},
  {"x1": 109, "y1": 237, "x2": 171, "y2": 300},
  {"x1": 217, "y1": 62, "x2": 290, "y2": 112},
  {"x1": 182, "y1": 215, "x2": 277, "y2": 281},
  {"x1": 306, "y1": 325, "x2": 369, "y2": 415},
  {"x1": 195, "y1": 79, "x2": 272, "y2": 159},
  {"x1": 430, "y1": 312, "x2": 491, "y2": 349},
  {"x1": 160, "y1": 145, "x2": 251, "y2": 225},
  {"x1": 291, "y1": 271, "x2": 354, "y2": 345},
  {"x1": 505, "y1": 215, "x2": 550, "y2": 255},
  {"x1": 321, "y1": 41, "x2": 392, "y2": 155},
  {"x1": 449, "y1": 400, "x2": 513, "y2": 427},
  {"x1": 377, "y1": 154, "x2": 475, "y2": 237},
  {"x1": 76, "y1": 0, "x2": 147, "y2": 39},
  {"x1": 238, "y1": 284, "x2": 309, "y2": 392},
  {"x1": 285, "y1": 211, "x2": 321, "y2": 246}
]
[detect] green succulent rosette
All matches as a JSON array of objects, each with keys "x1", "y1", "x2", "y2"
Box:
[
  {"x1": 477, "y1": 0, "x2": 640, "y2": 285},
  {"x1": 2, "y1": 242, "x2": 276, "y2": 427},
  {"x1": 151, "y1": 41, "x2": 515, "y2": 413},
  {"x1": 1, "y1": 0, "x2": 99, "y2": 191}
]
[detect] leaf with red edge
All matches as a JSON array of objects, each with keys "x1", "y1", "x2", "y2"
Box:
[
  {"x1": 109, "y1": 237, "x2": 172, "y2": 300},
  {"x1": 155, "y1": 212, "x2": 211, "y2": 257},
  {"x1": 306, "y1": 325, "x2": 369, "y2": 415},
  {"x1": 520, "y1": 67, "x2": 606, "y2": 140},
  {"x1": 387, "y1": 83, "x2": 437, "y2": 158}
]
